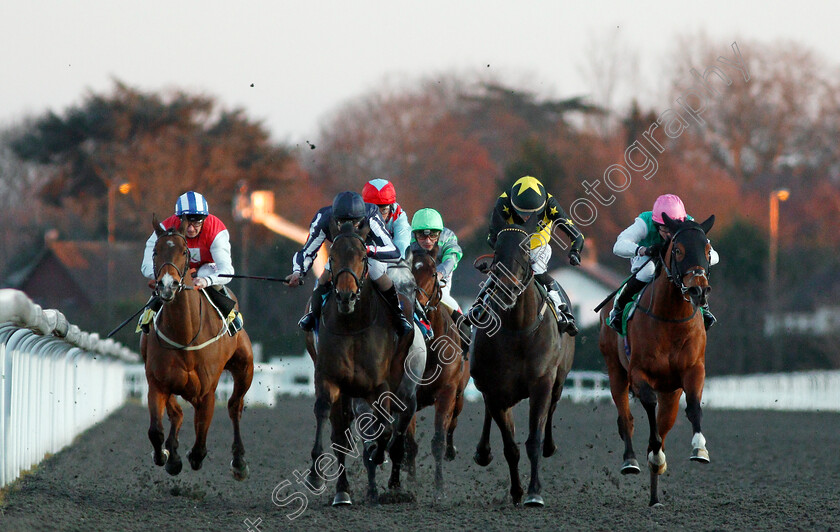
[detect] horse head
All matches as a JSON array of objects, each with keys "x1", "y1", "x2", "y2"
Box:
[
  {"x1": 329, "y1": 221, "x2": 369, "y2": 314},
  {"x1": 412, "y1": 248, "x2": 441, "y2": 313},
  {"x1": 661, "y1": 212, "x2": 715, "y2": 308},
  {"x1": 152, "y1": 215, "x2": 191, "y2": 303},
  {"x1": 488, "y1": 218, "x2": 537, "y2": 310}
]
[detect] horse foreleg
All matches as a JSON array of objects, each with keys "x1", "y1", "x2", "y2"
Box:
[
  {"x1": 386, "y1": 374, "x2": 418, "y2": 491},
  {"x1": 309, "y1": 377, "x2": 338, "y2": 492},
  {"x1": 446, "y1": 368, "x2": 468, "y2": 461},
  {"x1": 147, "y1": 384, "x2": 169, "y2": 467},
  {"x1": 227, "y1": 342, "x2": 254, "y2": 481},
  {"x1": 638, "y1": 382, "x2": 665, "y2": 507},
  {"x1": 489, "y1": 405, "x2": 523, "y2": 506},
  {"x1": 523, "y1": 377, "x2": 552, "y2": 507},
  {"x1": 608, "y1": 365, "x2": 638, "y2": 475},
  {"x1": 683, "y1": 370, "x2": 709, "y2": 464},
  {"x1": 473, "y1": 399, "x2": 494, "y2": 466},
  {"x1": 164, "y1": 395, "x2": 183, "y2": 475},
  {"x1": 329, "y1": 395, "x2": 353, "y2": 506},
  {"x1": 543, "y1": 376, "x2": 562, "y2": 458},
  {"x1": 432, "y1": 386, "x2": 456, "y2": 498},
  {"x1": 405, "y1": 416, "x2": 418, "y2": 478},
  {"x1": 188, "y1": 392, "x2": 216, "y2": 471}
]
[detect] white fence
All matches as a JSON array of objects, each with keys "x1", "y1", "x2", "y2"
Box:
[{"x1": 0, "y1": 289, "x2": 139, "y2": 488}]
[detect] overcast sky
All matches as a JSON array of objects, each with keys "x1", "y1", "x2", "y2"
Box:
[{"x1": 2, "y1": 1, "x2": 838, "y2": 145}]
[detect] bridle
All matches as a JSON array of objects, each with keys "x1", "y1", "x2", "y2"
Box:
[
  {"x1": 415, "y1": 256, "x2": 443, "y2": 315},
  {"x1": 153, "y1": 231, "x2": 191, "y2": 299},
  {"x1": 329, "y1": 230, "x2": 369, "y2": 299},
  {"x1": 488, "y1": 227, "x2": 534, "y2": 309},
  {"x1": 661, "y1": 225, "x2": 710, "y2": 304}
]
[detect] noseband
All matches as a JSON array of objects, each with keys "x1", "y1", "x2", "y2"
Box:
[
  {"x1": 330, "y1": 231, "x2": 369, "y2": 298},
  {"x1": 415, "y1": 259, "x2": 443, "y2": 314},
  {"x1": 153, "y1": 232, "x2": 191, "y2": 297},
  {"x1": 662, "y1": 226, "x2": 709, "y2": 303}
]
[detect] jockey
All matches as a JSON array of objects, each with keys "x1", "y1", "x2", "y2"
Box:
[
  {"x1": 139, "y1": 191, "x2": 243, "y2": 335},
  {"x1": 362, "y1": 179, "x2": 412, "y2": 259},
  {"x1": 285, "y1": 191, "x2": 413, "y2": 336},
  {"x1": 486, "y1": 176, "x2": 584, "y2": 336},
  {"x1": 409, "y1": 207, "x2": 471, "y2": 346},
  {"x1": 608, "y1": 193, "x2": 719, "y2": 332},
  {"x1": 409, "y1": 208, "x2": 463, "y2": 313}
]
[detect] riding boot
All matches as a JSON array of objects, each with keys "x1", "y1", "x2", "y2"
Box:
[
  {"x1": 451, "y1": 308, "x2": 471, "y2": 355},
  {"x1": 138, "y1": 295, "x2": 163, "y2": 334},
  {"x1": 299, "y1": 281, "x2": 331, "y2": 332},
  {"x1": 608, "y1": 276, "x2": 647, "y2": 333},
  {"x1": 536, "y1": 273, "x2": 578, "y2": 337},
  {"x1": 702, "y1": 304, "x2": 716, "y2": 331},
  {"x1": 380, "y1": 285, "x2": 413, "y2": 337}
]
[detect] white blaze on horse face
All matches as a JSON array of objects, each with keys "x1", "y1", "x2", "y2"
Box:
[
  {"x1": 166, "y1": 240, "x2": 175, "y2": 247},
  {"x1": 161, "y1": 272, "x2": 177, "y2": 289}
]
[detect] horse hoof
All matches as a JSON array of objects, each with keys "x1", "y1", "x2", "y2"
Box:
[
  {"x1": 524, "y1": 494, "x2": 545, "y2": 507},
  {"x1": 543, "y1": 442, "x2": 557, "y2": 458},
  {"x1": 165, "y1": 456, "x2": 182, "y2": 476},
  {"x1": 621, "y1": 459, "x2": 641, "y2": 475},
  {"x1": 445, "y1": 445, "x2": 458, "y2": 461},
  {"x1": 152, "y1": 449, "x2": 170, "y2": 467},
  {"x1": 650, "y1": 502, "x2": 665, "y2": 509},
  {"x1": 473, "y1": 451, "x2": 493, "y2": 467},
  {"x1": 187, "y1": 450, "x2": 205, "y2": 471},
  {"x1": 690, "y1": 448, "x2": 710, "y2": 463},
  {"x1": 230, "y1": 460, "x2": 250, "y2": 481},
  {"x1": 332, "y1": 492, "x2": 352, "y2": 506}
]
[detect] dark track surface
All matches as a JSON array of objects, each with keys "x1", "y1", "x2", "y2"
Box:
[{"x1": 2, "y1": 396, "x2": 839, "y2": 531}]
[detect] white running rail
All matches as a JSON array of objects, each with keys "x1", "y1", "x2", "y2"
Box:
[{"x1": 0, "y1": 289, "x2": 139, "y2": 488}]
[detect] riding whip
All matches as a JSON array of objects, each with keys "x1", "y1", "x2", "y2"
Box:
[
  {"x1": 106, "y1": 302, "x2": 151, "y2": 338},
  {"x1": 219, "y1": 273, "x2": 302, "y2": 285},
  {"x1": 593, "y1": 256, "x2": 654, "y2": 313}
]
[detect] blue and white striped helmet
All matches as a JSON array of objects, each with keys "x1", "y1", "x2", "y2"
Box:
[{"x1": 175, "y1": 191, "x2": 210, "y2": 217}]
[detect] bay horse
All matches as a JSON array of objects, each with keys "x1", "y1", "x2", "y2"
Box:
[
  {"x1": 404, "y1": 248, "x2": 470, "y2": 498},
  {"x1": 305, "y1": 221, "x2": 416, "y2": 505},
  {"x1": 598, "y1": 212, "x2": 715, "y2": 507},
  {"x1": 470, "y1": 220, "x2": 575, "y2": 507},
  {"x1": 140, "y1": 216, "x2": 254, "y2": 480}
]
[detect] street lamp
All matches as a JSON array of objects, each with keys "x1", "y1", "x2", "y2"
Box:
[
  {"x1": 107, "y1": 180, "x2": 132, "y2": 319},
  {"x1": 768, "y1": 188, "x2": 790, "y2": 292}
]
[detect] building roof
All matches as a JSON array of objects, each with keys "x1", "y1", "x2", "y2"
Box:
[{"x1": 4, "y1": 240, "x2": 149, "y2": 305}]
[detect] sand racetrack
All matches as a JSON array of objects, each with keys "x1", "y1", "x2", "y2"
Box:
[{"x1": 2, "y1": 396, "x2": 839, "y2": 531}]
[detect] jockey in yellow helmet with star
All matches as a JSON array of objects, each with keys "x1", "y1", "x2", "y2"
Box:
[{"x1": 486, "y1": 176, "x2": 585, "y2": 336}]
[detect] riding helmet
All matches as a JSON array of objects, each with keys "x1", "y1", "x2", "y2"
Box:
[{"x1": 510, "y1": 176, "x2": 547, "y2": 214}]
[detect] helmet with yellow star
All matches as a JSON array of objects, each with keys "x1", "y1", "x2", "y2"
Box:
[{"x1": 510, "y1": 176, "x2": 546, "y2": 215}]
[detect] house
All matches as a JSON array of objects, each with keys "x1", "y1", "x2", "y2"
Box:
[
  {"x1": 549, "y1": 243, "x2": 624, "y2": 329},
  {"x1": 3, "y1": 238, "x2": 149, "y2": 326}
]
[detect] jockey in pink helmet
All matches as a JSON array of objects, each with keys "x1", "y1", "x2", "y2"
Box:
[{"x1": 608, "y1": 194, "x2": 719, "y2": 333}]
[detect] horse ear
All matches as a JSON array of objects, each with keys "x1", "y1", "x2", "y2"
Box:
[
  {"x1": 523, "y1": 213, "x2": 540, "y2": 235},
  {"x1": 699, "y1": 214, "x2": 715, "y2": 235},
  {"x1": 662, "y1": 212, "x2": 680, "y2": 233},
  {"x1": 177, "y1": 218, "x2": 188, "y2": 236},
  {"x1": 153, "y1": 214, "x2": 164, "y2": 236}
]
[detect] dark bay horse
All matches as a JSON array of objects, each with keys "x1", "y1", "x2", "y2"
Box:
[
  {"x1": 470, "y1": 221, "x2": 575, "y2": 507},
  {"x1": 598, "y1": 213, "x2": 715, "y2": 507},
  {"x1": 305, "y1": 222, "x2": 416, "y2": 505},
  {"x1": 404, "y1": 248, "x2": 470, "y2": 498},
  {"x1": 140, "y1": 217, "x2": 254, "y2": 480}
]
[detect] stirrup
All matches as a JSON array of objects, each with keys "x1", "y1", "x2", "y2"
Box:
[
  {"x1": 608, "y1": 308, "x2": 623, "y2": 332},
  {"x1": 299, "y1": 312, "x2": 317, "y2": 332},
  {"x1": 394, "y1": 314, "x2": 413, "y2": 337}
]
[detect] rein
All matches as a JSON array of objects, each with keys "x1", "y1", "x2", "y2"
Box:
[
  {"x1": 152, "y1": 230, "x2": 228, "y2": 350},
  {"x1": 484, "y1": 227, "x2": 542, "y2": 335},
  {"x1": 330, "y1": 231, "x2": 369, "y2": 298}
]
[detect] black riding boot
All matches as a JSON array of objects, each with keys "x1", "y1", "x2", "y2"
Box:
[
  {"x1": 380, "y1": 285, "x2": 413, "y2": 337},
  {"x1": 299, "y1": 281, "x2": 331, "y2": 332},
  {"x1": 608, "y1": 276, "x2": 647, "y2": 332},
  {"x1": 535, "y1": 273, "x2": 578, "y2": 337},
  {"x1": 451, "y1": 308, "x2": 471, "y2": 355},
  {"x1": 702, "y1": 304, "x2": 716, "y2": 331}
]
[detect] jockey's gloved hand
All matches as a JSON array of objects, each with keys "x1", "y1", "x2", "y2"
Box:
[
  {"x1": 645, "y1": 243, "x2": 663, "y2": 257},
  {"x1": 568, "y1": 250, "x2": 581, "y2": 266}
]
